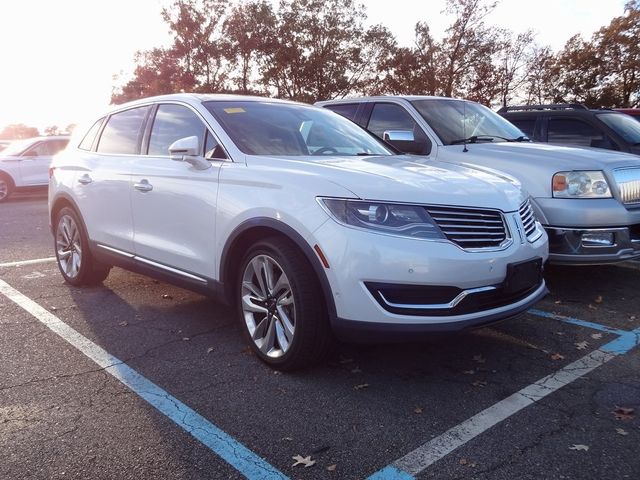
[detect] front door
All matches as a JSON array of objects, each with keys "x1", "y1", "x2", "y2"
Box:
[{"x1": 130, "y1": 103, "x2": 224, "y2": 280}]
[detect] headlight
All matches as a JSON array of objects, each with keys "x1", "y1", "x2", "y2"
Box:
[
  {"x1": 319, "y1": 198, "x2": 445, "y2": 240},
  {"x1": 552, "y1": 171, "x2": 612, "y2": 198}
]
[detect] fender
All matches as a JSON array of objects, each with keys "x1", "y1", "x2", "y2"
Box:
[{"x1": 220, "y1": 217, "x2": 337, "y2": 319}]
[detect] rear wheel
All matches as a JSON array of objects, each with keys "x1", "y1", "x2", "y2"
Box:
[
  {"x1": 238, "y1": 237, "x2": 332, "y2": 370},
  {"x1": 0, "y1": 174, "x2": 13, "y2": 202},
  {"x1": 54, "y1": 207, "x2": 110, "y2": 286}
]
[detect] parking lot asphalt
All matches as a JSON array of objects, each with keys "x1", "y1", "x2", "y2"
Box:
[{"x1": 1, "y1": 191, "x2": 639, "y2": 480}]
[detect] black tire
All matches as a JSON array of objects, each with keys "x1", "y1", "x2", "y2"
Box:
[
  {"x1": 54, "y1": 207, "x2": 111, "y2": 286},
  {"x1": 237, "y1": 236, "x2": 333, "y2": 371},
  {"x1": 0, "y1": 173, "x2": 14, "y2": 202}
]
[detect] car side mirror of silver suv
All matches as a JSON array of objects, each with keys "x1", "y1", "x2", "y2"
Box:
[{"x1": 169, "y1": 136, "x2": 211, "y2": 170}]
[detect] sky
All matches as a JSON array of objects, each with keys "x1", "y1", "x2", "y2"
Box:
[{"x1": 0, "y1": 0, "x2": 628, "y2": 133}]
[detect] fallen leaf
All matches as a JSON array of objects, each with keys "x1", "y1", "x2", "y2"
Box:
[
  {"x1": 327, "y1": 464, "x2": 337, "y2": 472},
  {"x1": 588, "y1": 304, "x2": 597, "y2": 310},
  {"x1": 473, "y1": 355, "x2": 486, "y2": 364},
  {"x1": 354, "y1": 383, "x2": 369, "y2": 390},
  {"x1": 339, "y1": 357, "x2": 354, "y2": 365},
  {"x1": 630, "y1": 315, "x2": 637, "y2": 321},
  {"x1": 459, "y1": 458, "x2": 468, "y2": 465},
  {"x1": 182, "y1": 337, "x2": 190, "y2": 341},
  {"x1": 555, "y1": 331, "x2": 566, "y2": 336},
  {"x1": 292, "y1": 455, "x2": 315, "y2": 468},
  {"x1": 594, "y1": 295, "x2": 603, "y2": 304},
  {"x1": 206, "y1": 347, "x2": 214, "y2": 354},
  {"x1": 472, "y1": 380, "x2": 487, "y2": 387},
  {"x1": 550, "y1": 353, "x2": 565, "y2": 361},
  {"x1": 118, "y1": 321, "x2": 128, "y2": 326},
  {"x1": 414, "y1": 406, "x2": 424, "y2": 414},
  {"x1": 554, "y1": 300, "x2": 562, "y2": 304},
  {"x1": 569, "y1": 444, "x2": 589, "y2": 451},
  {"x1": 613, "y1": 406, "x2": 635, "y2": 420},
  {"x1": 591, "y1": 333, "x2": 603, "y2": 340},
  {"x1": 351, "y1": 367, "x2": 362, "y2": 374},
  {"x1": 282, "y1": 437, "x2": 293, "y2": 441},
  {"x1": 463, "y1": 369, "x2": 475, "y2": 375},
  {"x1": 50, "y1": 306, "x2": 57, "y2": 311},
  {"x1": 575, "y1": 341, "x2": 589, "y2": 350},
  {"x1": 616, "y1": 428, "x2": 629, "y2": 436},
  {"x1": 161, "y1": 294, "x2": 173, "y2": 299}
]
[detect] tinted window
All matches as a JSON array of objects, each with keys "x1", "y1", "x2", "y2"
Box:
[
  {"x1": 548, "y1": 118, "x2": 603, "y2": 147},
  {"x1": 79, "y1": 118, "x2": 104, "y2": 151},
  {"x1": 509, "y1": 118, "x2": 535, "y2": 138},
  {"x1": 597, "y1": 113, "x2": 640, "y2": 145},
  {"x1": 324, "y1": 103, "x2": 359, "y2": 121},
  {"x1": 49, "y1": 139, "x2": 69, "y2": 155},
  {"x1": 22, "y1": 141, "x2": 51, "y2": 156},
  {"x1": 148, "y1": 104, "x2": 206, "y2": 156},
  {"x1": 368, "y1": 103, "x2": 431, "y2": 154},
  {"x1": 204, "y1": 130, "x2": 226, "y2": 159},
  {"x1": 368, "y1": 103, "x2": 418, "y2": 139},
  {"x1": 97, "y1": 106, "x2": 150, "y2": 155}
]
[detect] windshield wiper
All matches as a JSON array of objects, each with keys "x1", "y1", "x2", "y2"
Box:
[
  {"x1": 450, "y1": 135, "x2": 497, "y2": 145},
  {"x1": 508, "y1": 135, "x2": 530, "y2": 142}
]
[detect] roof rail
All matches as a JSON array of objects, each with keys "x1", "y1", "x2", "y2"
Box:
[{"x1": 497, "y1": 103, "x2": 588, "y2": 113}]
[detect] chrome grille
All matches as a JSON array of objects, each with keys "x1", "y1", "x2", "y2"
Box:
[
  {"x1": 519, "y1": 199, "x2": 540, "y2": 242},
  {"x1": 424, "y1": 205, "x2": 507, "y2": 249},
  {"x1": 614, "y1": 168, "x2": 640, "y2": 204}
]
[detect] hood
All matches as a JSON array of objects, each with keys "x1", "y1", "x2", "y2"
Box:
[
  {"x1": 438, "y1": 142, "x2": 640, "y2": 197},
  {"x1": 249, "y1": 154, "x2": 526, "y2": 212}
]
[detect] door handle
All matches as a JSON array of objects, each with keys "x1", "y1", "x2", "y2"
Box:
[
  {"x1": 77, "y1": 174, "x2": 92, "y2": 185},
  {"x1": 134, "y1": 179, "x2": 153, "y2": 192}
]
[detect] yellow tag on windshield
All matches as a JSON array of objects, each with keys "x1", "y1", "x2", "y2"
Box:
[{"x1": 224, "y1": 107, "x2": 246, "y2": 114}]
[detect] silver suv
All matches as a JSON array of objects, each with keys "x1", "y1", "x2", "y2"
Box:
[{"x1": 317, "y1": 96, "x2": 640, "y2": 265}]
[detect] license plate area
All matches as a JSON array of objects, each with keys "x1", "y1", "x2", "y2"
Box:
[{"x1": 503, "y1": 258, "x2": 543, "y2": 294}]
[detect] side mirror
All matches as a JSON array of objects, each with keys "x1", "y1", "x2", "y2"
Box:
[
  {"x1": 384, "y1": 130, "x2": 415, "y2": 142},
  {"x1": 169, "y1": 136, "x2": 210, "y2": 170},
  {"x1": 383, "y1": 130, "x2": 430, "y2": 155}
]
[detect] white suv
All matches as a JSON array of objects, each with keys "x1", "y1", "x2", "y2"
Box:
[
  {"x1": 49, "y1": 94, "x2": 548, "y2": 370},
  {"x1": 0, "y1": 136, "x2": 69, "y2": 201}
]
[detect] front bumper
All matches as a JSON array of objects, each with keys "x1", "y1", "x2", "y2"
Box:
[
  {"x1": 312, "y1": 213, "x2": 549, "y2": 340},
  {"x1": 546, "y1": 225, "x2": 640, "y2": 264}
]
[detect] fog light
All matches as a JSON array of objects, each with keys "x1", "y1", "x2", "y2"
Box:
[{"x1": 581, "y1": 232, "x2": 614, "y2": 247}]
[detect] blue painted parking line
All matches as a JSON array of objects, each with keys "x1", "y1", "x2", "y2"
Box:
[
  {"x1": 0, "y1": 279, "x2": 289, "y2": 480},
  {"x1": 528, "y1": 308, "x2": 640, "y2": 355}
]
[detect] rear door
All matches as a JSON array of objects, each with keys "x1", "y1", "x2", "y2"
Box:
[
  {"x1": 130, "y1": 102, "x2": 225, "y2": 279},
  {"x1": 76, "y1": 106, "x2": 151, "y2": 254}
]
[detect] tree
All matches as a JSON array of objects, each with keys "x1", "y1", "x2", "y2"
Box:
[
  {"x1": 45, "y1": 125, "x2": 61, "y2": 136},
  {"x1": 260, "y1": 0, "x2": 390, "y2": 103},
  {"x1": 0, "y1": 124, "x2": 40, "y2": 140},
  {"x1": 496, "y1": 30, "x2": 535, "y2": 107},
  {"x1": 223, "y1": 0, "x2": 276, "y2": 94}
]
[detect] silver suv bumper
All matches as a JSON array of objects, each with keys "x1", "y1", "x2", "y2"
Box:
[{"x1": 546, "y1": 226, "x2": 640, "y2": 264}]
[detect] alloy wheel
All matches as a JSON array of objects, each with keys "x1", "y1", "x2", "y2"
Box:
[
  {"x1": 241, "y1": 254, "x2": 296, "y2": 358},
  {"x1": 56, "y1": 214, "x2": 82, "y2": 279}
]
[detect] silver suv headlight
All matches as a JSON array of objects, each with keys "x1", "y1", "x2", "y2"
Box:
[
  {"x1": 319, "y1": 198, "x2": 445, "y2": 240},
  {"x1": 552, "y1": 171, "x2": 612, "y2": 198}
]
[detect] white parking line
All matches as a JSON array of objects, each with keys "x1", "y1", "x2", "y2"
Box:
[
  {"x1": 0, "y1": 279, "x2": 288, "y2": 479},
  {"x1": 0, "y1": 257, "x2": 56, "y2": 268}
]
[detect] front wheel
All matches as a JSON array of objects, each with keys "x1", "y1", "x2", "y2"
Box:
[
  {"x1": 0, "y1": 174, "x2": 14, "y2": 202},
  {"x1": 238, "y1": 237, "x2": 332, "y2": 371},
  {"x1": 54, "y1": 207, "x2": 111, "y2": 286}
]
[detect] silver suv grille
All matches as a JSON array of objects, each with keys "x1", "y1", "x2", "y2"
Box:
[
  {"x1": 614, "y1": 168, "x2": 640, "y2": 204},
  {"x1": 519, "y1": 199, "x2": 541, "y2": 242},
  {"x1": 424, "y1": 205, "x2": 507, "y2": 249}
]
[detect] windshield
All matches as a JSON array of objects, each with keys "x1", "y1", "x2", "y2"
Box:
[
  {"x1": 1, "y1": 138, "x2": 37, "y2": 156},
  {"x1": 204, "y1": 101, "x2": 393, "y2": 156},
  {"x1": 411, "y1": 99, "x2": 525, "y2": 145},
  {"x1": 597, "y1": 113, "x2": 640, "y2": 145}
]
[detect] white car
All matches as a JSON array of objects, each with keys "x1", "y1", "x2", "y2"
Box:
[
  {"x1": 0, "y1": 136, "x2": 69, "y2": 201},
  {"x1": 48, "y1": 94, "x2": 548, "y2": 370}
]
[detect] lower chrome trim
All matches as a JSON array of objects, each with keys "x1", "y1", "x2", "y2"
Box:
[
  {"x1": 377, "y1": 285, "x2": 497, "y2": 310},
  {"x1": 96, "y1": 243, "x2": 207, "y2": 284}
]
